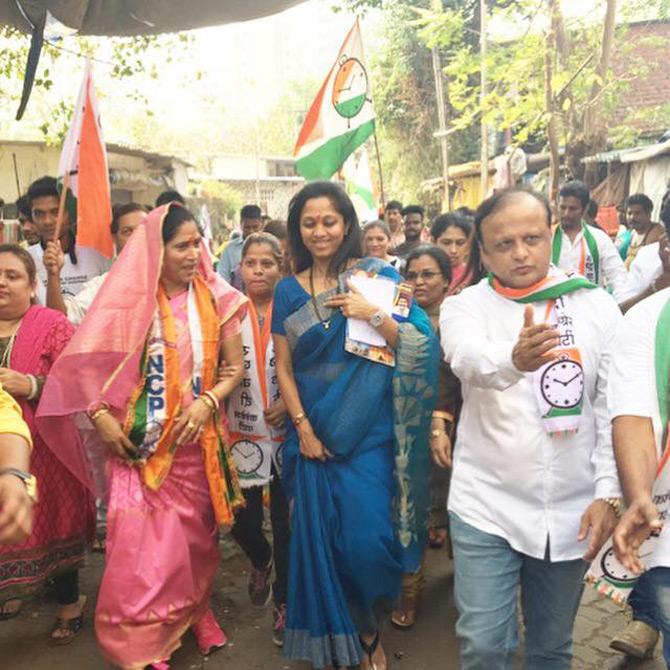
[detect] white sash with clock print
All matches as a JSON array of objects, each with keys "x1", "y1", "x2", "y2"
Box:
[
  {"x1": 227, "y1": 310, "x2": 285, "y2": 488},
  {"x1": 531, "y1": 296, "x2": 585, "y2": 437}
]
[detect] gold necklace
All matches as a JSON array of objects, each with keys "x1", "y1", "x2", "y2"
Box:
[
  {"x1": 0, "y1": 320, "x2": 22, "y2": 369},
  {"x1": 309, "y1": 266, "x2": 332, "y2": 330}
]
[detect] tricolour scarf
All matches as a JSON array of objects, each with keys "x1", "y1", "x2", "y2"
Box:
[
  {"x1": 124, "y1": 275, "x2": 243, "y2": 526},
  {"x1": 552, "y1": 221, "x2": 600, "y2": 284},
  {"x1": 227, "y1": 301, "x2": 284, "y2": 488},
  {"x1": 489, "y1": 268, "x2": 596, "y2": 436}
]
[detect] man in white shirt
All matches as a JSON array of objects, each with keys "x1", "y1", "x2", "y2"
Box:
[
  {"x1": 43, "y1": 203, "x2": 147, "y2": 324},
  {"x1": 610, "y1": 288, "x2": 670, "y2": 666},
  {"x1": 617, "y1": 216, "x2": 670, "y2": 312},
  {"x1": 25, "y1": 177, "x2": 111, "y2": 305},
  {"x1": 552, "y1": 180, "x2": 628, "y2": 302},
  {"x1": 439, "y1": 187, "x2": 622, "y2": 670}
]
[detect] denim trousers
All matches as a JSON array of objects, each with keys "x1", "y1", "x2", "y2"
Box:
[
  {"x1": 628, "y1": 570, "x2": 659, "y2": 630},
  {"x1": 633, "y1": 567, "x2": 670, "y2": 665},
  {"x1": 450, "y1": 512, "x2": 588, "y2": 670}
]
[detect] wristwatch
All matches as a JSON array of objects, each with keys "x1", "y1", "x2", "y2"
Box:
[
  {"x1": 0, "y1": 468, "x2": 38, "y2": 503},
  {"x1": 369, "y1": 310, "x2": 385, "y2": 328}
]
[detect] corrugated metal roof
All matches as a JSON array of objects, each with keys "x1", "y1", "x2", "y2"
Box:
[{"x1": 582, "y1": 138, "x2": 670, "y2": 164}]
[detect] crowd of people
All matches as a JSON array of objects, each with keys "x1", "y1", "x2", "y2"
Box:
[{"x1": 0, "y1": 173, "x2": 669, "y2": 670}]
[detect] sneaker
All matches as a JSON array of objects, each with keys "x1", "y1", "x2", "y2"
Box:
[
  {"x1": 249, "y1": 559, "x2": 273, "y2": 608},
  {"x1": 192, "y1": 609, "x2": 228, "y2": 655},
  {"x1": 272, "y1": 604, "x2": 287, "y2": 647},
  {"x1": 610, "y1": 620, "x2": 659, "y2": 658}
]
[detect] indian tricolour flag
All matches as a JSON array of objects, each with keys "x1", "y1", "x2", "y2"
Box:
[
  {"x1": 294, "y1": 20, "x2": 375, "y2": 181},
  {"x1": 58, "y1": 59, "x2": 113, "y2": 258},
  {"x1": 343, "y1": 148, "x2": 378, "y2": 223}
]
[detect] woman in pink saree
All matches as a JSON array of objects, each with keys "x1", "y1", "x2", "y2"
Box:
[
  {"x1": 38, "y1": 204, "x2": 247, "y2": 669},
  {"x1": 0, "y1": 245, "x2": 93, "y2": 642}
]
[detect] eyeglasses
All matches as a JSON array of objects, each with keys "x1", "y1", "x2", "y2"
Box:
[{"x1": 406, "y1": 270, "x2": 442, "y2": 282}]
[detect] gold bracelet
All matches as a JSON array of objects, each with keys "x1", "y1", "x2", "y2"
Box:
[
  {"x1": 89, "y1": 407, "x2": 109, "y2": 422},
  {"x1": 293, "y1": 412, "x2": 307, "y2": 426},
  {"x1": 204, "y1": 390, "x2": 219, "y2": 408},
  {"x1": 432, "y1": 410, "x2": 454, "y2": 423}
]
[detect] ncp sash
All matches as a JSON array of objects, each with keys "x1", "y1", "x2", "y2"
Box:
[
  {"x1": 552, "y1": 221, "x2": 600, "y2": 284},
  {"x1": 228, "y1": 301, "x2": 284, "y2": 487},
  {"x1": 489, "y1": 267, "x2": 596, "y2": 436}
]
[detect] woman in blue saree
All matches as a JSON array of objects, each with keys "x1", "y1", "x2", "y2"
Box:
[{"x1": 272, "y1": 182, "x2": 437, "y2": 670}]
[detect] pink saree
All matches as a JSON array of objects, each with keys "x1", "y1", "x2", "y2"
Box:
[
  {"x1": 0, "y1": 306, "x2": 93, "y2": 601},
  {"x1": 38, "y1": 205, "x2": 247, "y2": 668}
]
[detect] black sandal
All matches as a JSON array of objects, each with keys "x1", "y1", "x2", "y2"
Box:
[
  {"x1": 359, "y1": 631, "x2": 380, "y2": 669},
  {"x1": 51, "y1": 595, "x2": 86, "y2": 646}
]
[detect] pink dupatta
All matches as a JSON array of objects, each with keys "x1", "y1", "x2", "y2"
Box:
[{"x1": 37, "y1": 204, "x2": 247, "y2": 495}]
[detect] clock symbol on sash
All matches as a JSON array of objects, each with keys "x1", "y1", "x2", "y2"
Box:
[
  {"x1": 540, "y1": 359, "x2": 584, "y2": 409},
  {"x1": 332, "y1": 56, "x2": 369, "y2": 120},
  {"x1": 600, "y1": 547, "x2": 639, "y2": 588},
  {"x1": 274, "y1": 444, "x2": 284, "y2": 473},
  {"x1": 232, "y1": 439, "x2": 264, "y2": 475}
]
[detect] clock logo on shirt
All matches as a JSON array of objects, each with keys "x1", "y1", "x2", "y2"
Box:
[
  {"x1": 540, "y1": 359, "x2": 584, "y2": 409},
  {"x1": 231, "y1": 439, "x2": 264, "y2": 475}
]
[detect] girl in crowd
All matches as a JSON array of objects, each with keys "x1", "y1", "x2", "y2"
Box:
[
  {"x1": 392, "y1": 245, "x2": 462, "y2": 628},
  {"x1": 228, "y1": 233, "x2": 290, "y2": 647},
  {"x1": 0, "y1": 245, "x2": 92, "y2": 643},
  {"x1": 430, "y1": 212, "x2": 474, "y2": 294},
  {"x1": 362, "y1": 220, "x2": 399, "y2": 267},
  {"x1": 38, "y1": 204, "x2": 247, "y2": 670},
  {"x1": 272, "y1": 182, "x2": 437, "y2": 670}
]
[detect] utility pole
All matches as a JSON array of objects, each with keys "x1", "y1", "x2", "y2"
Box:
[
  {"x1": 479, "y1": 0, "x2": 489, "y2": 198},
  {"x1": 431, "y1": 0, "x2": 451, "y2": 211}
]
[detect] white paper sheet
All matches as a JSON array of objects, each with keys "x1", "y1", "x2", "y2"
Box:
[{"x1": 347, "y1": 275, "x2": 396, "y2": 346}]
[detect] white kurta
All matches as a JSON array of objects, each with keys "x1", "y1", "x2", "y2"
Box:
[
  {"x1": 608, "y1": 287, "x2": 670, "y2": 569},
  {"x1": 617, "y1": 242, "x2": 663, "y2": 304},
  {"x1": 440, "y1": 277, "x2": 622, "y2": 561},
  {"x1": 552, "y1": 225, "x2": 628, "y2": 303}
]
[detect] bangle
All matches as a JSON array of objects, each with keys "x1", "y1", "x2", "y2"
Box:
[
  {"x1": 89, "y1": 407, "x2": 109, "y2": 423},
  {"x1": 204, "y1": 390, "x2": 219, "y2": 409},
  {"x1": 26, "y1": 374, "x2": 38, "y2": 400},
  {"x1": 87, "y1": 400, "x2": 109, "y2": 420},
  {"x1": 199, "y1": 394, "x2": 217, "y2": 412},
  {"x1": 432, "y1": 410, "x2": 454, "y2": 424},
  {"x1": 293, "y1": 412, "x2": 307, "y2": 426}
]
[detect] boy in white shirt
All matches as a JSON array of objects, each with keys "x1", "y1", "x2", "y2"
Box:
[
  {"x1": 25, "y1": 177, "x2": 111, "y2": 305},
  {"x1": 440, "y1": 187, "x2": 622, "y2": 669}
]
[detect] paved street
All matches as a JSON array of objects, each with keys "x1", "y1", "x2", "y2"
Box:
[{"x1": 0, "y1": 538, "x2": 665, "y2": 669}]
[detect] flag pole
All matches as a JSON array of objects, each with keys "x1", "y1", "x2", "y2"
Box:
[
  {"x1": 53, "y1": 171, "x2": 70, "y2": 242},
  {"x1": 372, "y1": 127, "x2": 386, "y2": 209}
]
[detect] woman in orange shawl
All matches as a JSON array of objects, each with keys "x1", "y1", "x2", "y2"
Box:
[{"x1": 38, "y1": 204, "x2": 247, "y2": 669}]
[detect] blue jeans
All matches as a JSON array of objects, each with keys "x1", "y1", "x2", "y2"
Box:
[
  {"x1": 450, "y1": 512, "x2": 588, "y2": 670},
  {"x1": 628, "y1": 570, "x2": 660, "y2": 630},
  {"x1": 639, "y1": 567, "x2": 670, "y2": 665}
]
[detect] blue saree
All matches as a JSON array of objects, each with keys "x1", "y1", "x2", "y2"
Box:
[{"x1": 272, "y1": 257, "x2": 438, "y2": 668}]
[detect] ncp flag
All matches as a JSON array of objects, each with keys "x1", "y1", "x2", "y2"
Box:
[
  {"x1": 58, "y1": 60, "x2": 113, "y2": 258},
  {"x1": 343, "y1": 148, "x2": 378, "y2": 223},
  {"x1": 294, "y1": 20, "x2": 375, "y2": 181}
]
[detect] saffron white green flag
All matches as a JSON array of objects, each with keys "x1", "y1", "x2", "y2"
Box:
[
  {"x1": 294, "y1": 19, "x2": 375, "y2": 180},
  {"x1": 58, "y1": 59, "x2": 113, "y2": 258},
  {"x1": 343, "y1": 148, "x2": 378, "y2": 223}
]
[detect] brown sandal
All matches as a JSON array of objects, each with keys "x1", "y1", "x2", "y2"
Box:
[{"x1": 0, "y1": 598, "x2": 23, "y2": 621}]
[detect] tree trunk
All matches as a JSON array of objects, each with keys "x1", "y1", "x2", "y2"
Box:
[
  {"x1": 582, "y1": 0, "x2": 617, "y2": 187},
  {"x1": 545, "y1": 0, "x2": 560, "y2": 207}
]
